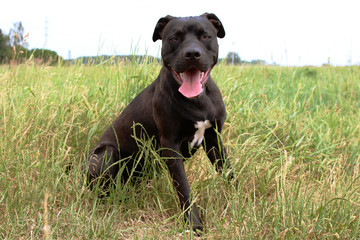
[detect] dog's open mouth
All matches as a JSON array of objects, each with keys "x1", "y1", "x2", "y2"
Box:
[{"x1": 171, "y1": 67, "x2": 211, "y2": 98}]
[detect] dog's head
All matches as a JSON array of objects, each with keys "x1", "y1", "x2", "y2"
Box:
[{"x1": 153, "y1": 13, "x2": 225, "y2": 98}]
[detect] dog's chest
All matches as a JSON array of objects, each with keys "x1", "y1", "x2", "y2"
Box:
[{"x1": 190, "y1": 120, "x2": 212, "y2": 148}]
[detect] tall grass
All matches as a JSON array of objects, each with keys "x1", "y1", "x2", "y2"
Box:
[{"x1": 0, "y1": 59, "x2": 359, "y2": 239}]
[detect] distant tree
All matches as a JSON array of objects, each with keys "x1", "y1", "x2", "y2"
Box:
[
  {"x1": 0, "y1": 29, "x2": 11, "y2": 62},
  {"x1": 225, "y1": 52, "x2": 242, "y2": 65},
  {"x1": 24, "y1": 48, "x2": 63, "y2": 65},
  {"x1": 0, "y1": 29, "x2": 9, "y2": 48},
  {"x1": 9, "y1": 22, "x2": 25, "y2": 47},
  {"x1": 250, "y1": 59, "x2": 266, "y2": 65},
  {"x1": 0, "y1": 22, "x2": 63, "y2": 65}
]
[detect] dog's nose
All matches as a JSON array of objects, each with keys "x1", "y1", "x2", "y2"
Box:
[{"x1": 184, "y1": 48, "x2": 202, "y2": 61}]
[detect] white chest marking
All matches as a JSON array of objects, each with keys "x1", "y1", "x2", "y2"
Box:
[{"x1": 190, "y1": 120, "x2": 212, "y2": 148}]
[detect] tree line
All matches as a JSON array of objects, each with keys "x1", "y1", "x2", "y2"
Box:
[
  {"x1": 223, "y1": 52, "x2": 266, "y2": 65},
  {"x1": 1, "y1": 22, "x2": 266, "y2": 66},
  {"x1": 0, "y1": 22, "x2": 62, "y2": 65}
]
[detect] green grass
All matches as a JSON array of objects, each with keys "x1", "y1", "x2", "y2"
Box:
[{"x1": 1, "y1": 59, "x2": 360, "y2": 239}]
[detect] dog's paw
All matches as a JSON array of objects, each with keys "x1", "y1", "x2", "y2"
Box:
[{"x1": 192, "y1": 224, "x2": 204, "y2": 236}]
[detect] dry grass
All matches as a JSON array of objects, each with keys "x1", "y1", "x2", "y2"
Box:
[{"x1": 1, "y1": 61, "x2": 360, "y2": 238}]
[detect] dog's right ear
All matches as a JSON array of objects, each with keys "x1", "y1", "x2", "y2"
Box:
[{"x1": 152, "y1": 15, "x2": 174, "y2": 42}]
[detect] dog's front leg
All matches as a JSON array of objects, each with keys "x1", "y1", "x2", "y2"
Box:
[{"x1": 161, "y1": 140, "x2": 203, "y2": 232}]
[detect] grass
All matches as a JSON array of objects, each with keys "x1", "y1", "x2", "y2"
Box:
[{"x1": 1, "y1": 58, "x2": 360, "y2": 239}]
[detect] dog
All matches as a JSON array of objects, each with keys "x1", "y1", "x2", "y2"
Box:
[{"x1": 87, "y1": 13, "x2": 230, "y2": 232}]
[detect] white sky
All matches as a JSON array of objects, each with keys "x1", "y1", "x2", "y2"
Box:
[{"x1": 1, "y1": 0, "x2": 359, "y2": 66}]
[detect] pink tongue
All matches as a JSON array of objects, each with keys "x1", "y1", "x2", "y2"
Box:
[{"x1": 178, "y1": 69, "x2": 203, "y2": 98}]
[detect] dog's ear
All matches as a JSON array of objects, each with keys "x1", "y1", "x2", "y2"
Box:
[
  {"x1": 153, "y1": 15, "x2": 174, "y2": 42},
  {"x1": 202, "y1": 13, "x2": 225, "y2": 38}
]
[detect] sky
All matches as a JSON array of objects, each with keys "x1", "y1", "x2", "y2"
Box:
[{"x1": 1, "y1": 0, "x2": 359, "y2": 66}]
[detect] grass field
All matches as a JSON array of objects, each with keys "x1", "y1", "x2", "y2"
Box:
[{"x1": 1, "y1": 58, "x2": 360, "y2": 239}]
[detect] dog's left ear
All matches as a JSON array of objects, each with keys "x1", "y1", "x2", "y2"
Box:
[
  {"x1": 153, "y1": 15, "x2": 174, "y2": 42},
  {"x1": 202, "y1": 13, "x2": 225, "y2": 38}
]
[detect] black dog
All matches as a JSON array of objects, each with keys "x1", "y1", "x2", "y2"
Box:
[{"x1": 87, "y1": 13, "x2": 230, "y2": 232}]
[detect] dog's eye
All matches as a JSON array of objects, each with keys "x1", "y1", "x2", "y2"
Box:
[
  {"x1": 169, "y1": 37, "x2": 179, "y2": 42},
  {"x1": 203, "y1": 34, "x2": 211, "y2": 40}
]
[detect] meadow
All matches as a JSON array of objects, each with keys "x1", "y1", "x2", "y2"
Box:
[{"x1": 1, "y1": 58, "x2": 360, "y2": 239}]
